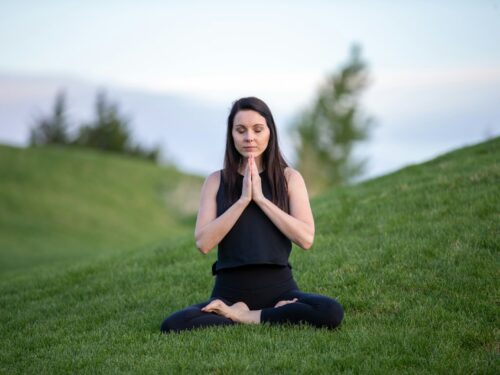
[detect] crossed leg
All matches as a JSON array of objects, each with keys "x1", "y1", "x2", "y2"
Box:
[
  {"x1": 201, "y1": 298, "x2": 299, "y2": 324},
  {"x1": 160, "y1": 297, "x2": 235, "y2": 333},
  {"x1": 261, "y1": 290, "x2": 344, "y2": 329},
  {"x1": 202, "y1": 291, "x2": 343, "y2": 330},
  {"x1": 161, "y1": 292, "x2": 343, "y2": 333}
]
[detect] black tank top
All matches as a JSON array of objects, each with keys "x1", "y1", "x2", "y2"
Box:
[{"x1": 212, "y1": 170, "x2": 292, "y2": 274}]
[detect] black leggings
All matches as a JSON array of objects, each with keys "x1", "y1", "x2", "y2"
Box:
[{"x1": 160, "y1": 265, "x2": 344, "y2": 333}]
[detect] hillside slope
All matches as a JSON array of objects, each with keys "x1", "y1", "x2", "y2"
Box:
[
  {"x1": 0, "y1": 144, "x2": 203, "y2": 279},
  {"x1": 0, "y1": 138, "x2": 498, "y2": 373}
]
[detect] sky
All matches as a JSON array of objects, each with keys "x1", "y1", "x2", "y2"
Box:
[{"x1": 1, "y1": 0, "x2": 499, "y2": 178}]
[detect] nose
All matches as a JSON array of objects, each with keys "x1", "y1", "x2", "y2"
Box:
[{"x1": 244, "y1": 132, "x2": 254, "y2": 142}]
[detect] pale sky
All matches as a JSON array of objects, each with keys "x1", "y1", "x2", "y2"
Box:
[{"x1": 1, "y1": 0, "x2": 499, "y2": 178}]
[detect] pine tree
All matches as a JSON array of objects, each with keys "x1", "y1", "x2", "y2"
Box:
[
  {"x1": 291, "y1": 44, "x2": 374, "y2": 195},
  {"x1": 29, "y1": 90, "x2": 70, "y2": 146},
  {"x1": 74, "y1": 90, "x2": 131, "y2": 153}
]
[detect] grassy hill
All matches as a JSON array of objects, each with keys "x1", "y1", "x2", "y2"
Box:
[
  {"x1": 0, "y1": 138, "x2": 498, "y2": 373},
  {"x1": 0, "y1": 144, "x2": 203, "y2": 280}
]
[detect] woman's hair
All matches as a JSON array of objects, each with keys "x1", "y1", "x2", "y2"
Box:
[{"x1": 223, "y1": 97, "x2": 289, "y2": 212}]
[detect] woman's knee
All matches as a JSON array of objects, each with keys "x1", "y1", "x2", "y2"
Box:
[
  {"x1": 160, "y1": 298, "x2": 234, "y2": 334},
  {"x1": 160, "y1": 316, "x2": 175, "y2": 333},
  {"x1": 160, "y1": 312, "x2": 185, "y2": 333},
  {"x1": 320, "y1": 298, "x2": 344, "y2": 329},
  {"x1": 160, "y1": 306, "x2": 202, "y2": 334}
]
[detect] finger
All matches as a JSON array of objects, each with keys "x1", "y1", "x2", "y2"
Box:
[
  {"x1": 245, "y1": 161, "x2": 251, "y2": 182},
  {"x1": 248, "y1": 159, "x2": 253, "y2": 182}
]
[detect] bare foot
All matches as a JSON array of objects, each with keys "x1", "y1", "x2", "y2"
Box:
[
  {"x1": 201, "y1": 299, "x2": 252, "y2": 322},
  {"x1": 274, "y1": 298, "x2": 298, "y2": 308}
]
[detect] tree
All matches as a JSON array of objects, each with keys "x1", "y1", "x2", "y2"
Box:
[
  {"x1": 127, "y1": 143, "x2": 161, "y2": 162},
  {"x1": 291, "y1": 44, "x2": 374, "y2": 195},
  {"x1": 74, "y1": 90, "x2": 131, "y2": 153},
  {"x1": 29, "y1": 90, "x2": 70, "y2": 146},
  {"x1": 29, "y1": 89, "x2": 161, "y2": 163}
]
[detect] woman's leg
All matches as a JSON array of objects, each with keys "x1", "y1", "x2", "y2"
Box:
[
  {"x1": 160, "y1": 297, "x2": 235, "y2": 333},
  {"x1": 261, "y1": 290, "x2": 344, "y2": 329},
  {"x1": 202, "y1": 291, "x2": 344, "y2": 330}
]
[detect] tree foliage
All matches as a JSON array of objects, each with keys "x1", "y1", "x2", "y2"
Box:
[
  {"x1": 29, "y1": 90, "x2": 70, "y2": 146},
  {"x1": 291, "y1": 44, "x2": 374, "y2": 194},
  {"x1": 29, "y1": 90, "x2": 160, "y2": 163},
  {"x1": 74, "y1": 91, "x2": 131, "y2": 153}
]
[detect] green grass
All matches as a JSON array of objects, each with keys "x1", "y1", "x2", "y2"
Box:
[
  {"x1": 0, "y1": 144, "x2": 202, "y2": 280},
  {"x1": 1, "y1": 138, "x2": 498, "y2": 373}
]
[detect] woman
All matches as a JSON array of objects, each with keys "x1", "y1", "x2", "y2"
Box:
[{"x1": 160, "y1": 97, "x2": 344, "y2": 333}]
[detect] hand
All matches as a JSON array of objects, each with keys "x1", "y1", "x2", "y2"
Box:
[
  {"x1": 240, "y1": 157, "x2": 252, "y2": 203},
  {"x1": 249, "y1": 155, "x2": 264, "y2": 202}
]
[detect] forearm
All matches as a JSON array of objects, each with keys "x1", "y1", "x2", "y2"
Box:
[
  {"x1": 255, "y1": 197, "x2": 314, "y2": 249},
  {"x1": 195, "y1": 198, "x2": 250, "y2": 254}
]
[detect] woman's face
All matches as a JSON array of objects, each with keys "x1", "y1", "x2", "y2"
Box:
[{"x1": 232, "y1": 110, "x2": 271, "y2": 160}]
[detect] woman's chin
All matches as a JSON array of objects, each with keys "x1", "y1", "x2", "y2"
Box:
[{"x1": 240, "y1": 150, "x2": 262, "y2": 158}]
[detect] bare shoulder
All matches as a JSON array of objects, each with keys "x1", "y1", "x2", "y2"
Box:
[
  {"x1": 284, "y1": 167, "x2": 309, "y2": 195},
  {"x1": 204, "y1": 170, "x2": 221, "y2": 191},
  {"x1": 206, "y1": 170, "x2": 221, "y2": 183},
  {"x1": 284, "y1": 166, "x2": 305, "y2": 185}
]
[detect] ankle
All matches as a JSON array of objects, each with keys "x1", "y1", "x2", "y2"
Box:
[{"x1": 241, "y1": 310, "x2": 261, "y2": 324}]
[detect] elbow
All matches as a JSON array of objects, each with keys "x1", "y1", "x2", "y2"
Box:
[
  {"x1": 296, "y1": 237, "x2": 314, "y2": 250},
  {"x1": 299, "y1": 229, "x2": 315, "y2": 250},
  {"x1": 194, "y1": 232, "x2": 207, "y2": 254},
  {"x1": 301, "y1": 238, "x2": 314, "y2": 250},
  {"x1": 195, "y1": 233, "x2": 212, "y2": 254},
  {"x1": 195, "y1": 238, "x2": 210, "y2": 255}
]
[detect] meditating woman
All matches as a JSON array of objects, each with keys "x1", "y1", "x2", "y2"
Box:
[{"x1": 160, "y1": 97, "x2": 344, "y2": 333}]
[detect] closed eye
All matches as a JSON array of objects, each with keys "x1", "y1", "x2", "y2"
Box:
[{"x1": 234, "y1": 125, "x2": 265, "y2": 133}]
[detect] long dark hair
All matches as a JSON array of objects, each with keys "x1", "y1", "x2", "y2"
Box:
[{"x1": 223, "y1": 97, "x2": 289, "y2": 213}]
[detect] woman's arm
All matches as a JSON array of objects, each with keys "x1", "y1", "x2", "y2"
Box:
[
  {"x1": 194, "y1": 170, "x2": 251, "y2": 254},
  {"x1": 252, "y1": 162, "x2": 315, "y2": 250}
]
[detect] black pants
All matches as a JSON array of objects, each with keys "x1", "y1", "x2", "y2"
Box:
[{"x1": 160, "y1": 264, "x2": 344, "y2": 333}]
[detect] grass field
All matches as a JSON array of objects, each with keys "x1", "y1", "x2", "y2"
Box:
[
  {"x1": 0, "y1": 139, "x2": 498, "y2": 374},
  {"x1": 0, "y1": 145, "x2": 202, "y2": 280}
]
